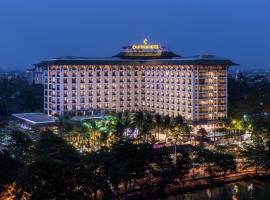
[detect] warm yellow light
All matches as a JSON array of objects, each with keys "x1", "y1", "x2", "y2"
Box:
[
  {"x1": 132, "y1": 44, "x2": 160, "y2": 50},
  {"x1": 143, "y1": 38, "x2": 148, "y2": 45}
]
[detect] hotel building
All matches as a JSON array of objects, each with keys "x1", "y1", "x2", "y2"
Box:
[{"x1": 37, "y1": 40, "x2": 237, "y2": 130}]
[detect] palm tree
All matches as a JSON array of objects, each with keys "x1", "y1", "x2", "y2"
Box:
[
  {"x1": 143, "y1": 112, "x2": 154, "y2": 142},
  {"x1": 83, "y1": 120, "x2": 101, "y2": 149},
  {"x1": 98, "y1": 117, "x2": 118, "y2": 147},
  {"x1": 154, "y1": 114, "x2": 162, "y2": 142},
  {"x1": 57, "y1": 113, "x2": 74, "y2": 137},
  {"x1": 112, "y1": 111, "x2": 134, "y2": 140},
  {"x1": 133, "y1": 111, "x2": 144, "y2": 136},
  {"x1": 169, "y1": 116, "x2": 185, "y2": 143},
  {"x1": 133, "y1": 111, "x2": 154, "y2": 142},
  {"x1": 173, "y1": 115, "x2": 184, "y2": 125},
  {"x1": 161, "y1": 115, "x2": 171, "y2": 142},
  {"x1": 67, "y1": 127, "x2": 83, "y2": 148},
  {"x1": 181, "y1": 124, "x2": 192, "y2": 143}
]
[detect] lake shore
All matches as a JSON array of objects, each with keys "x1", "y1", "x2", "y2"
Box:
[{"x1": 118, "y1": 170, "x2": 270, "y2": 200}]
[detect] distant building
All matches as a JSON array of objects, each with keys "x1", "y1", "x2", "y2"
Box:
[
  {"x1": 23, "y1": 68, "x2": 35, "y2": 84},
  {"x1": 235, "y1": 70, "x2": 244, "y2": 81},
  {"x1": 21, "y1": 66, "x2": 44, "y2": 85},
  {"x1": 34, "y1": 65, "x2": 44, "y2": 84},
  {"x1": 37, "y1": 40, "x2": 237, "y2": 130}
]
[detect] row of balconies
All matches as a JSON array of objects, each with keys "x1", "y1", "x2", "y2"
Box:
[
  {"x1": 197, "y1": 103, "x2": 226, "y2": 107},
  {"x1": 47, "y1": 81, "x2": 195, "y2": 90},
  {"x1": 47, "y1": 67, "x2": 222, "y2": 74},
  {"x1": 46, "y1": 105, "x2": 193, "y2": 116},
  {"x1": 56, "y1": 99, "x2": 192, "y2": 107},
  {"x1": 46, "y1": 91, "x2": 195, "y2": 100},
  {"x1": 58, "y1": 86, "x2": 194, "y2": 94},
  {"x1": 60, "y1": 78, "x2": 193, "y2": 84}
]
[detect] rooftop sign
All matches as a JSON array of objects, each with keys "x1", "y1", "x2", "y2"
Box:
[{"x1": 131, "y1": 39, "x2": 162, "y2": 50}]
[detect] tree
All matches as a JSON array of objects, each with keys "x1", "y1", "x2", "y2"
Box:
[
  {"x1": 83, "y1": 120, "x2": 100, "y2": 148},
  {"x1": 7, "y1": 130, "x2": 33, "y2": 164},
  {"x1": 241, "y1": 136, "x2": 270, "y2": 175},
  {"x1": 101, "y1": 141, "x2": 153, "y2": 192},
  {"x1": 133, "y1": 111, "x2": 154, "y2": 142},
  {"x1": 150, "y1": 147, "x2": 192, "y2": 195},
  {"x1": 195, "y1": 146, "x2": 236, "y2": 178},
  {"x1": 161, "y1": 115, "x2": 171, "y2": 140},
  {"x1": 96, "y1": 118, "x2": 116, "y2": 147},
  {"x1": 196, "y1": 128, "x2": 209, "y2": 146},
  {"x1": 154, "y1": 114, "x2": 162, "y2": 141},
  {"x1": 0, "y1": 77, "x2": 43, "y2": 120},
  {"x1": 169, "y1": 116, "x2": 191, "y2": 144},
  {"x1": 113, "y1": 111, "x2": 134, "y2": 139},
  {"x1": 15, "y1": 131, "x2": 111, "y2": 200},
  {"x1": 174, "y1": 152, "x2": 192, "y2": 184},
  {"x1": 58, "y1": 112, "x2": 75, "y2": 136},
  {"x1": 149, "y1": 147, "x2": 175, "y2": 195},
  {"x1": 0, "y1": 150, "x2": 21, "y2": 195}
]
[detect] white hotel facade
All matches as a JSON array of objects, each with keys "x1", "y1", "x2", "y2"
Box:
[{"x1": 38, "y1": 40, "x2": 237, "y2": 130}]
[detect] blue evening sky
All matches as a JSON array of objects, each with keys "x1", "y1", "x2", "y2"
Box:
[{"x1": 0, "y1": 0, "x2": 269, "y2": 70}]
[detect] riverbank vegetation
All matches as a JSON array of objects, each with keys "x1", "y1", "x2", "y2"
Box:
[{"x1": 3, "y1": 128, "x2": 270, "y2": 199}]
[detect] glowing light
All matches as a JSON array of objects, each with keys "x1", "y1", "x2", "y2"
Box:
[
  {"x1": 132, "y1": 44, "x2": 160, "y2": 50},
  {"x1": 131, "y1": 39, "x2": 161, "y2": 50},
  {"x1": 143, "y1": 38, "x2": 148, "y2": 45}
]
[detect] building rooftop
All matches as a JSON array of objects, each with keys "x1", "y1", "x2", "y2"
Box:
[
  {"x1": 37, "y1": 55, "x2": 237, "y2": 66},
  {"x1": 36, "y1": 40, "x2": 238, "y2": 66},
  {"x1": 12, "y1": 112, "x2": 57, "y2": 126}
]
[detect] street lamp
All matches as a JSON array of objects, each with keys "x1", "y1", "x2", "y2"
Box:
[{"x1": 172, "y1": 138, "x2": 177, "y2": 163}]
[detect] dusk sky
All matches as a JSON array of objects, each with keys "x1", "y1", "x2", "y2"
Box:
[{"x1": 0, "y1": 0, "x2": 269, "y2": 70}]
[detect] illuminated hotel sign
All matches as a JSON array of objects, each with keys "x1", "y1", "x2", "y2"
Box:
[{"x1": 131, "y1": 39, "x2": 162, "y2": 50}]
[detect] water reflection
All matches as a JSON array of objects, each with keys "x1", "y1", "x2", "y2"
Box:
[{"x1": 166, "y1": 180, "x2": 270, "y2": 200}]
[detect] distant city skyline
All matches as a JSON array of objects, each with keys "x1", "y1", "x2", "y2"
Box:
[{"x1": 0, "y1": 0, "x2": 270, "y2": 70}]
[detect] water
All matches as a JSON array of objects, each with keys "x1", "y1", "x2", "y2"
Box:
[{"x1": 166, "y1": 180, "x2": 270, "y2": 200}]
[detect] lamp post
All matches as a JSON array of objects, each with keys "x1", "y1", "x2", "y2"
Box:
[{"x1": 172, "y1": 138, "x2": 177, "y2": 163}]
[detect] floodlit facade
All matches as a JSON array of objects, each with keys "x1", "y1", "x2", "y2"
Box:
[{"x1": 38, "y1": 40, "x2": 237, "y2": 130}]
